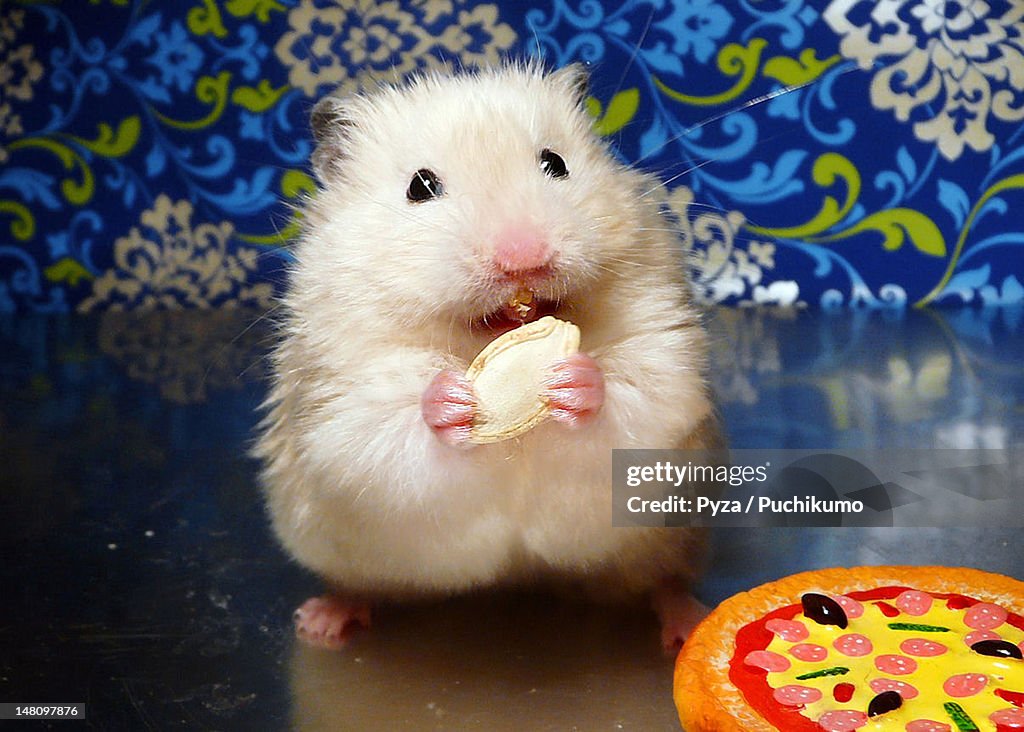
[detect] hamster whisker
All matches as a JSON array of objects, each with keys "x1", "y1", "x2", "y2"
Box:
[
  {"x1": 600, "y1": 255, "x2": 646, "y2": 267},
  {"x1": 611, "y1": 5, "x2": 657, "y2": 102},
  {"x1": 640, "y1": 159, "x2": 717, "y2": 199},
  {"x1": 674, "y1": 201, "x2": 734, "y2": 214},
  {"x1": 634, "y1": 73, "x2": 836, "y2": 167},
  {"x1": 363, "y1": 198, "x2": 461, "y2": 238},
  {"x1": 632, "y1": 227, "x2": 685, "y2": 234},
  {"x1": 338, "y1": 187, "x2": 462, "y2": 239},
  {"x1": 591, "y1": 263, "x2": 631, "y2": 281}
]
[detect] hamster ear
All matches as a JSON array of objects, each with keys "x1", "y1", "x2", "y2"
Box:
[
  {"x1": 309, "y1": 94, "x2": 354, "y2": 182},
  {"x1": 549, "y1": 62, "x2": 590, "y2": 106}
]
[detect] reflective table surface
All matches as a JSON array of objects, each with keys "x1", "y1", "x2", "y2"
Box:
[{"x1": 2, "y1": 307, "x2": 1022, "y2": 730}]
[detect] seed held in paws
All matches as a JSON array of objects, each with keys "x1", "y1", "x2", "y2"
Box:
[{"x1": 465, "y1": 316, "x2": 580, "y2": 443}]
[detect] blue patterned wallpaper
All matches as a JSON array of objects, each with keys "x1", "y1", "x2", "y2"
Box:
[{"x1": 1, "y1": 0, "x2": 1022, "y2": 312}]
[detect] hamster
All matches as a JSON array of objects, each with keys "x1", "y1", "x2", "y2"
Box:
[{"x1": 254, "y1": 61, "x2": 722, "y2": 652}]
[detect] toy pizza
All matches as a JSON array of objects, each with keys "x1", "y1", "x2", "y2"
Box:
[{"x1": 675, "y1": 566, "x2": 1024, "y2": 731}]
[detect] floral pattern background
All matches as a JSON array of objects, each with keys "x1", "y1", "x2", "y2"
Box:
[{"x1": 1, "y1": 0, "x2": 1022, "y2": 312}]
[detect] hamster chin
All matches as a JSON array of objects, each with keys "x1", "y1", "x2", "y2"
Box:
[{"x1": 255, "y1": 61, "x2": 723, "y2": 653}]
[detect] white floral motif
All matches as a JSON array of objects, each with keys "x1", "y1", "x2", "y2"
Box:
[
  {"x1": 0, "y1": 102, "x2": 22, "y2": 163},
  {"x1": 0, "y1": 8, "x2": 25, "y2": 51},
  {"x1": 0, "y1": 7, "x2": 38, "y2": 164},
  {"x1": 824, "y1": 0, "x2": 1024, "y2": 160},
  {"x1": 79, "y1": 196, "x2": 274, "y2": 312},
  {"x1": 0, "y1": 43, "x2": 43, "y2": 101},
  {"x1": 275, "y1": 0, "x2": 516, "y2": 97},
  {"x1": 668, "y1": 186, "x2": 800, "y2": 307}
]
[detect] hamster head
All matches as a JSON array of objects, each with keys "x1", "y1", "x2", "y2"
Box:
[{"x1": 297, "y1": 63, "x2": 654, "y2": 333}]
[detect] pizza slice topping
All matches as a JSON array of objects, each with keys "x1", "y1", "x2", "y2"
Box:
[
  {"x1": 869, "y1": 691, "x2": 905, "y2": 717},
  {"x1": 973, "y1": 640, "x2": 1023, "y2": 660},
  {"x1": 731, "y1": 587, "x2": 1024, "y2": 731},
  {"x1": 803, "y1": 592, "x2": 850, "y2": 629}
]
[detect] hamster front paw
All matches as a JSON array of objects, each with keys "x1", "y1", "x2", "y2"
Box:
[
  {"x1": 422, "y1": 369, "x2": 477, "y2": 447},
  {"x1": 542, "y1": 352, "x2": 605, "y2": 427}
]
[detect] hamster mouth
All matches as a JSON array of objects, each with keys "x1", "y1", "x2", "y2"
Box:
[{"x1": 475, "y1": 288, "x2": 561, "y2": 335}]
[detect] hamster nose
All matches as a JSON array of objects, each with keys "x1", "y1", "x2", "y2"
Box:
[{"x1": 492, "y1": 226, "x2": 552, "y2": 274}]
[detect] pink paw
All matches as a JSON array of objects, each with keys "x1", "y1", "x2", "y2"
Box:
[
  {"x1": 542, "y1": 352, "x2": 605, "y2": 427},
  {"x1": 421, "y1": 369, "x2": 477, "y2": 447},
  {"x1": 652, "y1": 582, "x2": 710, "y2": 655},
  {"x1": 293, "y1": 595, "x2": 371, "y2": 650}
]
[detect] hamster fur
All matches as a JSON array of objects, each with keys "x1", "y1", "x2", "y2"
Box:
[{"x1": 254, "y1": 62, "x2": 721, "y2": 649}]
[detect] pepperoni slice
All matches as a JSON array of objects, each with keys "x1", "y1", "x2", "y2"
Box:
[
  {"x1": 875, "y1": 654, "x2": 917, "y2": 675},
  {"x1": 772, "y1": 684, "x2": 822, "y2": 706},
  {"x1": 905, "y1": 721, "x2": 951, "y2": 732},
  {"x1": 990, "y1": 707, "x2": 1024, "y2": 728},
  {"x1": 834, "y1": 633, "x2": 873, "y2": 657},
  {"x1": 965, "y1": 629, "x2": 1001, "y2": 647},
  {"x1": 895, "y1": 590, "x2": 934, "y2": 616},
  {"x1": 790, "y1": 643, "x2": 828, "y2": 662},
  {"x1": 870, "y1": 678, "x2": 919, "y2": 700},
  {"x1": 743, "y1": 650, "x2": 790, "y2": 672},
  {"x1": 900, "y1": 638, "x2": 948, "y2": 657},
  {"x1": 817, "y1": 710, "x2": 868, "y2": 731},
  {"x1": 833, "y1": 594, "x2": 865, "y2": 619},
  {"x1": 944, "y1": 673, "x2": 989, "y2": 698},
  {"x1": 766, "y1": 618, "x2": 809, "y2": 642},
  {"x1": 965, "y1": 603, "x2": 1009, "y2": 630}
]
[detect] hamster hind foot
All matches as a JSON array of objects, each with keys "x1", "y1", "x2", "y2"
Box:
[
  {"x1": 652, "y1": 580, "x2": 710, "y2": 655},
  {"x1": 293, "y1": 595, "x2": 372, "y2": 650}
]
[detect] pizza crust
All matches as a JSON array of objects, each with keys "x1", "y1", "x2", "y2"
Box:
[{"x1": 674, "y1": 566, "x2": 1024, "y2": 731}]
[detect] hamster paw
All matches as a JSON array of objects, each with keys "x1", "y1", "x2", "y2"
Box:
[
  {"x1": 543, "y1": 352, "x2": 605, "y2": 427},
  {"x1": 652, "y1": 581, "x2": 709, "y2": 655},
  {"x1": 422, "y1": 369, "x2": 477, "y2": 447},
  {"x1": 293, "y1": 595, "x2": 371, "y2": 650}
]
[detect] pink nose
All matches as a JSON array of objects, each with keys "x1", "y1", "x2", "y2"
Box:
[{"x1": 492, "y1": 226, "x2": 552, "y2": 273}]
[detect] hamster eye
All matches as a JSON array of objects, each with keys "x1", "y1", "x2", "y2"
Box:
[
  {"x1": 407, "y1": 169, "x2": 444, "y2": 203},
  {"x1": 539, "y1": 149, "x2": 569, "y2": 179}
]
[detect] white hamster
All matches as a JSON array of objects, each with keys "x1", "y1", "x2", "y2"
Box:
[{"x1": 254, "y1": 61, "x2": 722, "y2": 651}]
